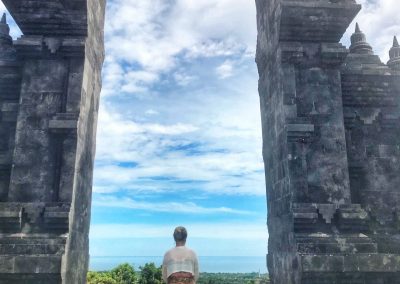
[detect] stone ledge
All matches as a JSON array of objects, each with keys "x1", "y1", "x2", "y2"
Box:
[
  {"x1": 14, "y1": 36, "x2": 86, "y2": 58},
  {"x1": 296, "y1": 233, "x2": 378, "y2": 254},
  {"x1": 1, "y1": 103, "x2": 19, "y2": 112},
  {"x1": 0, "y1": 203, "x2": 70, "y2": 234},
  {"x1": 0, "y1": 274, "x2": 60, "y2": 284},
  {"x1": 301, "y1": 253, "x2": 400, "y2": 273},
  {"x1": 280, "y1": 1, "x2": 361, "y2": 42},
  {"x1": 0, "y1": 255, "x2": 62, "y2": 273},
  {"x1": 2, "y1": 0, "x2": 88, "y2": 36},
  {"x1": 48, "y1": 120, "x2": 77, "y2": 129},
  {"x1": 321, "y1": 43, "x2": 349, "y2": 65},
  {"x1": 287, "y1": 124, "x2": 315, "y2": 133},
  {"x1": 49, "y1": 112, "x2": 79, "y2": 130}
]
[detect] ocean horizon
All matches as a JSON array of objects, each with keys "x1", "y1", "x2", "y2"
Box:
[{"x1": 90, "y1": 256, "x2": 267, "y2": 274}]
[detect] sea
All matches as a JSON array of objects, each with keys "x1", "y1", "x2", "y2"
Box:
[{"x1": 90, "y1": 256, "x2": 267, "y2": 273}]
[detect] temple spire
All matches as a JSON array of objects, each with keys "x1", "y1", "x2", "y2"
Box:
[
  {"x1": 0, "y1": 12, "x2": 13, "y2": 51},
  {"x1": 350, "y1": 23, "x2": 373, "y2": 55},
  {"x1": 393, "y1": 36, "x2": 399, "y2": 47},
  {"x1": 355, "y1": 22, "x2": 361, "y2": 33},
  {"x1": 0, "y1": 12, "x2": 16, "y2": 61},
  {"x1": 0, "y1": 13, "x2": 10, "y2": 37},
  {"x1": 388, "y1": 36, "x2": 400, "y2": 70}
]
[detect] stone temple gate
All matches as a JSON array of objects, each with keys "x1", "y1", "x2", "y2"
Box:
[
  {"x1": 0, "y1": 0, "x2": 400, "y2": 283},
  {"x1": 256, "y1": 0, "x2": 400, "y2": 283},
  {"x1": 0, "y1": 0, "x2": 105, "y2": 283}
]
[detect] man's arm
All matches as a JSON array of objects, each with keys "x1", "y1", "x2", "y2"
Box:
[
  {"x1": 193, "y1": 253, "x2": 199, "y2": 281},
  {"x1": 162, "y1": 256, "x2": 168, "y2": 283}
]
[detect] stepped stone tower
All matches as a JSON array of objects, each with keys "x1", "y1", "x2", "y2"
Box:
[
  {"x1": 256, "y1": 0, "x2": 400, "y2": 283},
  {"x1": 0, "y1": 1, "x2": 105, "y2": 283}
]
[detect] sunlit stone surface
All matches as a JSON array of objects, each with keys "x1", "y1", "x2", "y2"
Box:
[
  {"x1": 256, "y1": 0, "x2": 400, "y2": 283},
  {"x1": 0, "y1": 0, "x2": 105, "y2": 283}
]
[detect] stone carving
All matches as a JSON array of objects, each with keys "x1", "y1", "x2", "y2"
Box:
[
  {"x1": 43, "y1": 38, "x2": 62, "y2": 54},
  {"x1": 0, "y1": 0, "x2": 105, "y2": 283},
  {"x1": 256, "y1": 0, "x2": 400, "y2": 283}
]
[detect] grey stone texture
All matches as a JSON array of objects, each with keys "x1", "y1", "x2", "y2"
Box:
[
  {"x1": 0, "y1": 0, "x2": 105, "y2": 283},
  {"x1": 256, "y1": 0, "x2": 400, "y2": 283}
]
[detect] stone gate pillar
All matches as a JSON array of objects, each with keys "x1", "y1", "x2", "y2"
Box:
[
  {"x1": 0, "y1": 1, "x2": 105, "y2": 283},
  {"x1": 256, "y1": 0, "x2": 400, "y2": 283}
]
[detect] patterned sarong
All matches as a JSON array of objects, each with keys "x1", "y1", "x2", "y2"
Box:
[{"x1": 167, "y1": 272, "x2": 195, "y2": 284}]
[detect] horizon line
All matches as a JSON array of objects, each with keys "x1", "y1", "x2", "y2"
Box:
[{"x1": 91, "y1": 255, "x2": 267, "y2": 258}]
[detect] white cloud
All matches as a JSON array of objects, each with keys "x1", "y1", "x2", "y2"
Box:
[
  {"x1": 94, "y1": 61, "x2": 266, "y2": 196},
  {"x1": 101, "y1": 0, "x2": 257, "y2": 97},
  {"x1": 216, "y1": 60, "x2": 234, "y2": 79},
  {"x1": 105, "y1": 0, "x2": 256, "y2": 69},
  {"x1": 93, "y1": 195, "x2": 252, "y2": 215},
  {"x1": 94, "y1": 0, "x2": 295, "y2": 200},
  {"x1": 145, "y1": 123, "x2": 198, "y2": 135},
  {"x1": 185, "y1": 40, "x2": 244, "y2": 59},
  {"x1": 120, "y1": 70, "x2": 159, "y2": 93},
  {"x1": 145, "y1": 109, "x2": 159, "y2": 116},
  {"x1": 173, "y1": 71, "x2": 196, "y2": 86},
  {"x1": 97, "y1": 107, "x2": 197, "y2": 137},
  {"x1": 90, "y1": 222, "x2": 267, "y2": 240}
]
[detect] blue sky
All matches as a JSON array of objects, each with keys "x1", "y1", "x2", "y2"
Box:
[
  {"x1": 1, "y1": 0, "x2": 399, "y2": 258},
  {"x1": 91, "y1": 0, "x2": 266, "y2": 257}
]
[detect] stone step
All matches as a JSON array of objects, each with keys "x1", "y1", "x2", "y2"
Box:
[
  {"x1": 0, "y1": 234, "x2": 66, "y2": 255},
  {"x1": 0, "y1": 274, "x2": 61, "y2": 284},
  {"x1": 0, "y1": 254, "x2": 62, "y2": 274},
  {"x1": 0, "y1": 203, "x2": 70, "y2": 234},
  {"x1": 301, "y1": 253, "x2": 400, "y2": 274},
  {"x1": 301, "y1": 272, "x2": 400, "y2": 284},
  {"x1": 296, "y1": 234, "x2": 378, "y2": 254}
]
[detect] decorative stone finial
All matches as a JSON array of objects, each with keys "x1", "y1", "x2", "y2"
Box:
[
  {"x1": 350, "y1": 23, "x2": 373, "y2": 55},
  {"x1": 355, "y1": 22, "x2": 361, "y2": 33},
  {"x1": 388, "y1": 36, "x2": 400, "y2": 70},
  {"x1": 0, "y1": 13, "x2": 10, "y2": 36},
  {"x1": 0, "y1": 12, "x2": 15, "y2": 60},
  {"x1": 393, "y1": 36, "x2": 399, "y2": 47}
]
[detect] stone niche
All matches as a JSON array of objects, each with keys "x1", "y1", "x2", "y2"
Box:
[
  {"x1": 256, "y1": 0, "x2": 400, "y2": 283},
  {"x1": 0, "y1": 0, "x2": 105, "y2": 283}
]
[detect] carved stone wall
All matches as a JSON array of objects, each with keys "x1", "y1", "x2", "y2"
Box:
[
  {"x1": 0, "y1": 1, "x2": 105, "y2": 283},
  {"x1": 256, "y1": 0, "x2": 400, "y2": 283}
]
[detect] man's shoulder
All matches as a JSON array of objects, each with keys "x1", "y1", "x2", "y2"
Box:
[
  {"x1": 164, "y1": 246, "x2": 197, "y2": 256},
  {"x1": 164, "y1": 247, "x2": 176, "y2": 256},
  {"x1": 184, "y1": 246, "x2": 198, "y2": 257},
  {"x1": 176, "y1": 245, "x2": 196, "y2": 254}
]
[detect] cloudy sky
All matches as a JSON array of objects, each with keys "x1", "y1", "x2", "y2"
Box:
[{"x1": 0, "y1": 0, "x2": 399, "y2": 260}]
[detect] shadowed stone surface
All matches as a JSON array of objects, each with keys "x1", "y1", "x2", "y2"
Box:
[
  {"x1": 256, "y1": 0, "x2": 400, "y2": 283},
  {"x1": 0, "y1": 0, "x2": 105, "y2": 283}
]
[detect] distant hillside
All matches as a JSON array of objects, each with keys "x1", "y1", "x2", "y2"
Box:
[
  {"x1": 87, "y1": 263, "x2": 270, "y2": 284},
  {"x1": 198, "y1": 272, "x2": 270, "y2": 284}
]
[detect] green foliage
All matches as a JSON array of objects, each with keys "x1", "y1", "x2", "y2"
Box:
[
  {"x1": 138, "y1": 262, "x2": 163, "y2": 284},
  {"x1": 87, "y1": 271, "x2": 118, "y2": 284},
  {"x1": 88, "y1": 263, "x2": 163, "y2": 284},
  {"x1": 88, "y1": 263, "x2": 269, "y2": 284},
  {"x1": 196, "y1": 272, "x2": 270, "y2": 284},
  {"x1": 110, "y1": 263, "x2": 138, "y2": 284}
]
